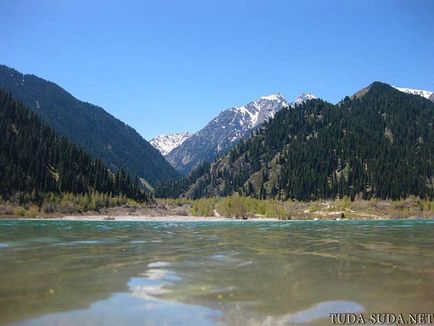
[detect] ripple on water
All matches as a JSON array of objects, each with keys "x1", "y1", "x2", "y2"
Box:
[
  {"x1": 53, "y1": 240, "x2": 104, "y2": 247},
  {"x1": 148, "y1": 261, "x2": 171, "y2": 268},
  {"x1": 208, "y1": 251, "x2": 239, "y2": 261},
  {"x1": 236, "y1": 261, "x2": 254, "y2": 268},
  {"x1": 0, "y1": 243, "x2": 9, "y2": 249},
  {"x1": 142, "y1": 269, "x2": 181, "y2": 282},
  {"x1": 74, "y1": 240, "x2": 102, "y2": 244},
  {"x1": 130, "y1": 240, "x2": 146, "y2": 244}
]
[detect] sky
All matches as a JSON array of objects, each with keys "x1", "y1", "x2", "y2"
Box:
[{"x1": 1, "y1": 0, "x2": 434, "y2": 140}]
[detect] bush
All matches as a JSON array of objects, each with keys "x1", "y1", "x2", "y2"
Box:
[
  {"x1": 191, "y1": 198, "x2": 216, "y2": 216},
  {"x1": 25, "y1": 205, "x2": 40, "y2": 218},
  {"x1": 12, "y1": 207, "x2": 26, "y2": 217}
]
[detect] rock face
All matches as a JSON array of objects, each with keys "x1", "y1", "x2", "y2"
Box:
[
  {"x1": 150, "y1": 132, "x2": 193, "y2": 156},
  {"x1": 165, "y1": 93, "x2": 289, "y2": 175}
]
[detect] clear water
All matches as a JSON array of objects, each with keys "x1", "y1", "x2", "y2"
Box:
[{"x1": 0, "y1": 220, "x2": 433, "y2": 325}]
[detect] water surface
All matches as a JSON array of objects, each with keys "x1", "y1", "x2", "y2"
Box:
[{"x1": 0, "y1": 219, "x2": 433, "y2": 325}]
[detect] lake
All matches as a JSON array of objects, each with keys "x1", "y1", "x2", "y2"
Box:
[{"x1": 0, "y1": 220, "x2": 433, "y2": 325}]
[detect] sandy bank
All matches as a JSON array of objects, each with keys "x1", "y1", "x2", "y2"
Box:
[{"x1": 30, "y1": 215, "x2": 281, "y2": 222}]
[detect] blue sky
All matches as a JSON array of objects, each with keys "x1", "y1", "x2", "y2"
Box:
[{"x1": 1, "y1": 0, "x2": 433, "y2": 140}]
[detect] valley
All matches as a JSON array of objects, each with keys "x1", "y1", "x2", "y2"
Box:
[{"x1": 2, "y1": 66, "x2": 434, "y2": 221}]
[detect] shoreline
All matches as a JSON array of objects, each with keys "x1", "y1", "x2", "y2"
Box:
[
  {"x1": 1, "y1": 216, "x2": 430, "y2": 222},
  {"x1": 1, "y1": 213, "x2": 429, "y2": 222},
  {"x1": 2, "y1": 197, "x2": 434, "y2": 221},
  {"x1": 1, "y1": 215, "x2": 281, "y2": 222}
]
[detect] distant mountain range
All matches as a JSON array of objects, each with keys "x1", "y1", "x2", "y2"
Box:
[
  {"x1": 156, "y1": 82, "x2": 434, "y2": 201},
  {"x1": 150, "y1": 132, "x2": 192, "y2": 156},
  {"x1": 0, "y1": 65, "x2": 179, "y2": 186},
  {"x1": 164, "y1": 92, "x2": 317, "y2": 175},
  {"x1": 2, "y1": 63, "x2": 433, "y2": 197}
]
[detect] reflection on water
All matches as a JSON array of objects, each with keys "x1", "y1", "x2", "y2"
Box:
[
  {"x1": 263, "y1": 300, "x2": 365, "y2": 325},
  {"x1": 0, "y1": 220, "x2": 434, "y2": 325}
]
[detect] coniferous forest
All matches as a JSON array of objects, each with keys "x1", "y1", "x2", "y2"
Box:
[
  {"x1": 154, "y1": 161, "x2": 211, "y2": 199},
  {"x1": 0, "y1": 90, "x2": 147, "y2": 203},
  {"x1": 156, "y1": 83, "x2": 434, "y2": 201},
  {"x1": 3, "y1": 80, "x2": 434, "y2": 206},
  {"x1": 0, "y1": 65, "x2": 179, "y2": 186}
]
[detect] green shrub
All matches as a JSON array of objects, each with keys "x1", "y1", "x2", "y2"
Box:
[
  {"x1": 191, "y1": 198, "x2": 216, "y2": 216},
  {"x1": 12, "y1": 207, "x2": 26, "y2": 217},
  {"x1": 25, "y1": 205, "x2": 40, "y2": 218}
]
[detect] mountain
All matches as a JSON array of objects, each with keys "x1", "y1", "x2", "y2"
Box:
[
  {"x1": 291, "y1": 93, "x2": 318, "y2": 107},
  {"x1": 165, "y1": 93, "x2": 297, "y2": 175},
  {"x1": 393, "y1": 86, "x2": 434, "y2": 101},
  {"x1": 0, "y1": 65, "x2": 179, "y2": 186},
  {"x1": 0, "y1": 90, "x2": 146, "y2": 200},
  {"x1": 159, "y1": 82, "x2": 434, "y2": 201},
  {"x1": 150, "y1": 132, "x2": 193, "y2": 156}
]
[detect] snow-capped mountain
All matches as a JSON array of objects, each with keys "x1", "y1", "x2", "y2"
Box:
[
  {"x1": 393, "y1": 86, "x2": 433, "y2": 101},
  {"x1": 291, "y1": 93, "x2": 318, "y2": 107},
  {"x1": 150, "y1": 132, "x2": 193, "y2": 156},
  {"x1": 232, "y1": 93, "x2": 288, "y2": 129},
  {"x1": 166, "y1": 92, "x2": 317, "y2": 174}
]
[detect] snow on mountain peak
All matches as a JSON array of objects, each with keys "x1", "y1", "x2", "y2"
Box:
[
  {"x1": 291, "y1": 93, "x2": 318, "y2": 107},
  {"x1": 260, "y1": 93, "x2": 285, "y2": 101},
  {"x1": 166, "y1": 94, "x2": 289, "y2": 174},
  {"x1": 150, "y1": 132, "x2": 193, "y2": 156},
  {"x1": 393, "y1": 86, "x2": 433, "y2": 100},
  {"x1": 232, "y1": 93, "x2": 288, "y2": 128}
]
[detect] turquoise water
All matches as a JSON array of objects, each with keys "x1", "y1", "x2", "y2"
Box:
[{"x1": 0, "y1": 220, "x2": 433, "y2": 325}]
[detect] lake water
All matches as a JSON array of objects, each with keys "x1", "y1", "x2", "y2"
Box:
[{"x1": 0, "y1": 220, "x2": 433, "y2": 325}]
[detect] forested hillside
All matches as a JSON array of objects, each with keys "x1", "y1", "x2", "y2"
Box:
[
  {"x1": 0, "y1": 90, "x2": 147, "y2": 201},
  {"x1": 157, "y1": 82, "x2": 434, "y2": 201},
  {"x1": 154, "y1": 161, "x2": 211, "y2": 198},
  {"x1": 0, "y1": 65, "x2": 179, "y2": 185},
  {"x1": 165, "y1": 94, "x2": 288, "y2": 175}
]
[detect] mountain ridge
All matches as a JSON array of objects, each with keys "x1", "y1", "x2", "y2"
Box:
[
  {"x1": 0, "y1": 65, "x2": 179, "y2": 186},
  {"x1": 165, "y1": 92, "x2": 318, "y2": 175},
  {"x1": 157, "y1": 82, "x2": 434, "y2": 201},
  {"x1": 393, "y1": 86, "x2": 433, "y2": 100}
]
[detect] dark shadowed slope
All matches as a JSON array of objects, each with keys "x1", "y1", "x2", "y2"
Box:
[
  {"x1": 0, "y1": 90, "x2": 146, "y2": 200},
  {"x1": 0, "y1": 65, "x2": 179, "y2": 186}
]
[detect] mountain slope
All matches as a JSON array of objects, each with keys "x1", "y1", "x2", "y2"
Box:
[
  {"x1": 0, "y1": 65, "x2": 179, "y2": 185},
  {"x1": 393, "y1": 86, "x2": 433, "y2": 101},
  {"x1": 0, "y1": 90, "x2": 146, "y2": 200},
  {"x1": 165, "y1": 93, "x2": 289, "y2": 174},
  {"x1": 176, "y1": 82, "x2": 434, "y2": 201},
  {"x1": 150, "y1": 132, "x2": 192, "y2": 156}
]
